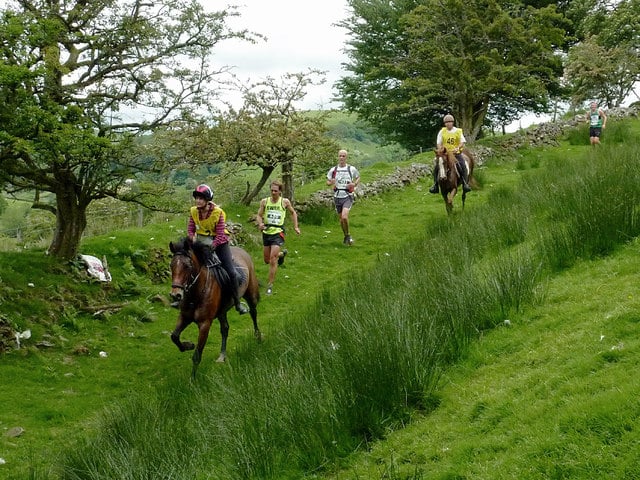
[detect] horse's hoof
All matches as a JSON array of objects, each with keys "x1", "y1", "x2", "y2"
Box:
[
  {"x1": 183, "y1": 342, "x2": 195, "y2": 351},
  {"x1": 216, "y1": 355, "x2": 226, "y2": 363}
]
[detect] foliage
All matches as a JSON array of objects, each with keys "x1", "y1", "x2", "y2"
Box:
[
  {"x1": 222, "y1": 71, "x2": 340, "y2": 204},
  {"x1": 0, "y1": 0, "x2": 256, "y2": 259},
  {"x1": 160, "y1": 71, "x2": 341, "y2": 206},
  {"x1": 564, "y1": 0, "x2": 640, "y2": 107},
  {"x1": 337, "y1": 0, "x2": 569, "y2": 149},
  {"x1": 565, "y1": 37, "x2": 640, "y2": 108}
]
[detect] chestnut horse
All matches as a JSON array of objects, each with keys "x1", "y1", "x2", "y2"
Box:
[
  {"x1": 169, "y1": 238, "x2": 260, "y2": 377},
  {"x1": 434, "y1": 146, "x2": 475, "y2": 215}
]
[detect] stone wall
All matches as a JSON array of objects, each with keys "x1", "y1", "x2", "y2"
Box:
[
  {"x1": 295, "y1": 163, "x2": 432, "y2": 214},
  {"x1": 294, "y1": 104, "x2": 640, "y2": 214},
  {"x1": 479, "y1": 104, "x2": 640, "y2": 157}
]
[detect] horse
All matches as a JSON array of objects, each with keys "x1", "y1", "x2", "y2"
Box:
[
  {"x1": 434, "y1": 146, "x2": 475, "y2": 215},
  {"x1": 169, "y1": 238, "x2": 261, "y2": 377}
]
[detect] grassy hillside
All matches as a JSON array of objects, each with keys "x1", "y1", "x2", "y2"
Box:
[
  {"x1": 320, "y1": 239, "x2": 640, "y2": 479},
  {"x1": 1, "y1": 115, "x2": 639, "y2": 479}
]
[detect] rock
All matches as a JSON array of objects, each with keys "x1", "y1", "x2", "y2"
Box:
[{"x1": 5, "y1": 426, "x2": 25, "y2": 438}]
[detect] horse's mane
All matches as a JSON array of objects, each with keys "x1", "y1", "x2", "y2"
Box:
[
  {"x1": 436, "y1": 146, "x2": 475, "y2": 163},
  {"x1": 190, "y1": 240, "x2": 212, "y2": 266},
  {"x1": 172, "y1": 237, "x2": 209, "y2": 265},
  {"x1": 174, "y1": 237, "x2": 233, "y2": 296}
]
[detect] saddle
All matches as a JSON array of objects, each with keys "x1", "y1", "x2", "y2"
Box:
[{"x1": 205, "y1": 252, "x2": 246, "y2": 286}]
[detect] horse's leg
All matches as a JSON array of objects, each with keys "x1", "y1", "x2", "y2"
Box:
[
  {"x1": 249, "y1": 305, "x2": 261, "y2": 341},
  {"x1": 245, "y1": 282, "x2": 261, "y2": 341},
  {"x1": 191, "y1": 319, "x2": 212, "y2": 378},
  {"x1": 171, "y1": 314, "x2": 195, "y2": 352},
  {"x1": 445, "y1": 189, "x2": 455, "y2": 215},
  {"x1": 216, "y1": 313, "x2": 229, "y2": 363}
]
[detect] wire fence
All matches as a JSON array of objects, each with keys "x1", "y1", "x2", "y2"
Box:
[{"x1": 0, "y1": 203, "x2": 175, "y2": 253}]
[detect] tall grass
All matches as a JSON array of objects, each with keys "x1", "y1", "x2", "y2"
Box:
[{"x1": 53, "y1": 142, "x2": 640, "y2": 479}]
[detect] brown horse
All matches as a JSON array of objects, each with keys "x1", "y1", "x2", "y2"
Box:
[
  {"x1": 169, "y1": 238, "x2": 260, "y2": 377},
  {"x1": 434, "y1": 146, "x2": 475, "y2": 214}
]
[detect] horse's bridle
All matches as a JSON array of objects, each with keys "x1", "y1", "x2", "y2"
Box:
[{"x1": 171, "y1": 252, "x2": 200, "y2": 294}]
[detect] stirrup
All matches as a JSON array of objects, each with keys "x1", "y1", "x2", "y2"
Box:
[{"x1": 235, "y1": 302, "x2": 249, "y2": 315}]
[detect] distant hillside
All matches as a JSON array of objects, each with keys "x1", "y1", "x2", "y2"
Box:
[{"x1": 316, "y1": 110, "x2": 410, "y2": 167}]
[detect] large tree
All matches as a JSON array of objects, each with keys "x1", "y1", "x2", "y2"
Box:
[
  {"x1": 0, "y1": 0, "x2": 254, "y2": 259},
  {"x1": 337, "y1": 0, "x2": 425, "y2": 150},
  {"x1": 337, "y1": 0, "x2": 568, "y2": 148}
]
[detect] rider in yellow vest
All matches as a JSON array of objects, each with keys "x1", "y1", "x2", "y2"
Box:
[
  {"x1": 256, "y1": 180, "x2": 300, "y2": 295},
  {"x1": 429, "y1": 114, "x2": 472, "y2": 194},
  {"x1": 187, "y1": 184, "x2": 248, "y2": 314}
]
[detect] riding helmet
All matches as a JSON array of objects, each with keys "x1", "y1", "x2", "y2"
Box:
[
  {"x1": 193, "y1": 184, "x2": 213, "y2": 201},
  {"x1": 443, "y1": 114, "x2": 455, "y2": 123}
]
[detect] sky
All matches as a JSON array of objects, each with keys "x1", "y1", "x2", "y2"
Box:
[
  {"x1": 207, "y1": 0, "x2": 544, "y2": 131},
  {"x1": 209, "y1": 0, "x2": 351, "y2": 110}
]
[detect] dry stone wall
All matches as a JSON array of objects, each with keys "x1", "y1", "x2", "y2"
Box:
[
  {"x1": 295, "y1": 163, "x2": 432, "y2": 214},
  {"x1": 294, "y1": 105, "x2": 640, "y2": 214}
]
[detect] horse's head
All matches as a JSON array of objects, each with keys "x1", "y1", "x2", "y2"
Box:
[{"x1": 169, "y1": 239, "x2": 197, "y2": 307}]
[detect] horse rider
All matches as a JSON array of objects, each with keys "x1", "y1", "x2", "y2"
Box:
[
  {"x1": 187, "y1": 184, "x2": 249, "y2": 315},
  {"x1": 429, "y1": 114, "x2": 472, "y2": 194}
]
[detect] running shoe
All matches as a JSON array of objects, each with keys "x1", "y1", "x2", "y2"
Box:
[{"x1": 278, "y1": 248, "x2": 288, "y2": 266}]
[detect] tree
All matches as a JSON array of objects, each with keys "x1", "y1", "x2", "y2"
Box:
[
  {"x1": 206, "y1": 71, "x2": 339, "y2": 205},
  {"x1": 564, "y1": 0, "x2": 640, "y2": 107},
  {"x1": 0, "y1": 0, "x2": 255, "y2": 259},
  {"x1": 338, "y1": 0, "x2": 568, "y2": 148},
  {"x1": 337, "y1": 0, "x2": 426, "y2": 150}
]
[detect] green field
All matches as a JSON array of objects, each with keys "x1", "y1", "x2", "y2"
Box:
[{"x1": 1, "y1": 115, "x2": 640, "y2": 479}]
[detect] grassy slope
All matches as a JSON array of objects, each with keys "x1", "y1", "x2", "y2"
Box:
[
  {"x1": 317, "y1": 119, "x2": 640, "y2": 479},
  {"x1": 320, "y1": 240, "x2": 640, "y2": 480},
  {"x1": 0, "y1": 116, "x2": 638, "y2": 478}
]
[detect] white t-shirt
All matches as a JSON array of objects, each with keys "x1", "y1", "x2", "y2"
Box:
[{"x1": 327, "y1": 164, "x2": 360, "y2": 198}]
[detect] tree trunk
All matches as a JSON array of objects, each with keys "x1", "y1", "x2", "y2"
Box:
[
  {"x1": 282, "y1": 159, "x2": 294, "y2": 202},
  {"x1": 241, "y1": 165, "x2": 275, "y2": 206},
  {"x1": 47, "y1": 182, "x2": 88, "y2": 260}
]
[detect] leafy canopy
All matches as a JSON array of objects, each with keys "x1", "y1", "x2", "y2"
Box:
[
  {"x1": 338, "y1": 0, "x2": 568, "y2": 148},
  {"x1": 0, "y1": 0, "x2": 256, "y2": 259}
]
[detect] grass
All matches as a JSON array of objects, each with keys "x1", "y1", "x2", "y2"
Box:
[
  {"x1": 1, "y1": 116, "x2": 640, "y2": 478},
  {"x1": 321, "y1": 239, "x2": 640, "y2": 479}
]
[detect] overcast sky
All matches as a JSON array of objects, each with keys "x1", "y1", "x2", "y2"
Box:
[{"x1": 210, "y1": 0, "x2": 351, "y2": 110}]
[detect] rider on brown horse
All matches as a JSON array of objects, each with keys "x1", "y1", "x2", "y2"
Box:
[
  {"x1": 187, "y1": 184, "x2": 249, "y2": 315},
  {"x1": 429, "y1": 114, "x2": 472, "y2": 194}
]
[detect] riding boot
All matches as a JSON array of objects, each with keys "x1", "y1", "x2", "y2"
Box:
[
  {"x1": 461, "y1": 168, "x2": 472, "y2": 193},
  {"x1": 215, "y1": 242, "x2": 249, "y2": 315},
  {"x1": 429, "y1": 165, "x2": 439, "y2": 194},
  {"x1": 233, "y1": 293, "x2": 249, "y2": 315}
]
